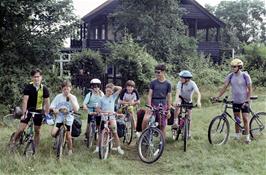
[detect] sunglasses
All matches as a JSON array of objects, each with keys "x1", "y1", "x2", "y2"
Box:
[
  {"x1": 231, "y1": 66, "x2": 239, "y2": 68},
  {"x1": 155, "y1": 70, "x2": 161, "y2": 74}
]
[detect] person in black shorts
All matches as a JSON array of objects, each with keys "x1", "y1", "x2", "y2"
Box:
[{"x1": 11, "y1": 68, "x2": 50, "y2": 149}]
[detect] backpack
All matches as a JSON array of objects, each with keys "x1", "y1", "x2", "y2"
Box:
[
  {"x1": 228, "y1": 72, "x2": 249, "y2": 86},
  {"x1": 71, "y1": 117, "x2": 82, "y2": 137}
]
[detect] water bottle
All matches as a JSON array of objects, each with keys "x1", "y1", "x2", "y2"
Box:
[{"x1": 235, "y1": 116, "x2": 241, "y2": 124}]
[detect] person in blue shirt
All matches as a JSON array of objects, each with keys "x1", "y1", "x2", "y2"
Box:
[
  {"x1": 94, "y1": 83, "x2": 124, "y2": 155},
  {"x1": 82, "y1": 78, "x2": 104, "y2": 141}
]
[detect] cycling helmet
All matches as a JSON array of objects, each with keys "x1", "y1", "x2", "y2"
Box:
[
  {"x1": 179, "y1": 70, "x2": 192, "y2": 78},
  {"x1": 90, "y1": 78, "x2": 101, "y2": 84},
  {"x1": 231, "y1": 59, "x2": 243, "y2": 67}
]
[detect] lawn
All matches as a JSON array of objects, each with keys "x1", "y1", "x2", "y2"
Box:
[{"x1": 0, "y1": 96, "x2": 265, "y2": 175}]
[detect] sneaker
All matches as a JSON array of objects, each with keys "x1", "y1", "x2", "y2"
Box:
[
  {"x1": 68, "y1": 150, "x2": 73, "y2": 156},
  {"x1": 93, "y1": 147, "x2": 99, "y2": 153},
  {"x1": 117, "y1": 147, "x2": 124, "y2": 155},
  {"x1": 136, "y1": 132, "x2": 141, "y2": 138},
  {"x1": 234, "y1": 133, "x2": 241, "y2": 140},
  {"x1": 245, "y1": 135, "x2": 251, "y2": 144},
  {"x1": 111, "y1": 147, "x2": 118, "y2": 151}
]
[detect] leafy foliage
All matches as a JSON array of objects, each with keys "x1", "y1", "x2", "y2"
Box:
[
  {"x1": 67, "y1": 49, "x2": 105, "y2": 76},
  {"x1": 110, "y1": 0, "x2": 197, "y2": 68},
  {"x1": 107, "y1": 34, "x2": 157, "y2": 92},
  {"x1": 0, "y1": 0, "x2": 77, "y2": 106}
]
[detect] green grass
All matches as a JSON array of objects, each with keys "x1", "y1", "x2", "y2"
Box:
[{"x1": 0, "y1": 99, "x2": 265, "y2": 175}]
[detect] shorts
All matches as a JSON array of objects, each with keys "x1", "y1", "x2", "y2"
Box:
[
  {"x1": 233, "y1": 103, "x2": 249, "y2": 113},
  {"x1": 87, "y1": 114, "x2": 101, "y2": 126},
  {"x1": 56, "y1": 123, "x2": 71, "y2": 131},
  {"x1": 20, "y1": 110, "x2": 43, "y2": 126},
  {"x1": 151, "y1": 104, "x2": 168, "y2": 128},
  {"x1": 55, "y1": 113, "x2": 74, "y2": 127}
]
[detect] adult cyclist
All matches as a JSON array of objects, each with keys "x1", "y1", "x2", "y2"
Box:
[{"x1": 214, "y1": 58, "x2": 252, "y2": 144}]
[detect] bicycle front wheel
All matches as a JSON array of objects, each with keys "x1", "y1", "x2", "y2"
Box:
[
  {"x1": 250, "y1": 112, "x2": 266, "y2": 139},
  {"x1": 183, "y1": 118, "x2": 189, "y2": 152},
  {"x1": 208, "y1": 115, "x2": 230, "y2": 145},
  {"x1": 23, "y1": 139, "x2": 35, "y2": 157},
  {"x1": 2, "y1": 114, "x2": 18, "y2": 128},
  {"x1": 99, "y1": 128, "x2": 110, "y2": 160},
  {"x1": 56, "y1": 127, "x2": 65, "y2": 159},
  {"x1": 86, "y1": 122, "x2": 95, "y2": 148},
  {"x1": 124, "y1": 116, "x2": 134, "y2": 145},
  {"x1": 138, "y1": 127, "x2": 165, "y2": 164}
]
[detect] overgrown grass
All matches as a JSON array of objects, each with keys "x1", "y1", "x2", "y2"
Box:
[{"x1": 0, "y1": 94, "x2": 265, "y2": 175}]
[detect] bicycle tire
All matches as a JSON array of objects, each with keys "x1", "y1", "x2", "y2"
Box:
[
  {"x1": 250, "y1": 112, "x2": 266, "y2": 139},
  {"x1": 208, "y1": 115, "x2": 230, "y2": 145},
  {"x1": 124, "y1": 115, "x2": 134, "y2": 145},
  {"x1": 56, "y1": 127, "x2": 65, "y2": 159},
  {"x1": 99, "y1": 128, "x2": 109, "y2": 160},
  {"x1": 138, "y1": 127, "x2": 165, "y2": 164},
  {"x1": 183, "y1": 118, "x2": 188, "y2": 152},
  {"x1": 2, "y1": 114, "x2": 17, "y2": 128},
  {"x1": 23, "y1": 140, "x2": 35, "y2": 157},
  {"x1": 86, "y1": 122, "x2": 95, "y2": 148}
]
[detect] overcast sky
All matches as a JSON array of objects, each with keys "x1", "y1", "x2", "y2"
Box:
[{"x1": 73, "y1": 0, "x2": 223, "y2": 18}]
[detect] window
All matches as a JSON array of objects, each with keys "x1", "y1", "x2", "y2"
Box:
[
  {"x1": 101, "y1": 25, "x2": 106, "y2": 40},
  {"x1": 95, "y1": 27, "x2": 98, "y2": 40}
]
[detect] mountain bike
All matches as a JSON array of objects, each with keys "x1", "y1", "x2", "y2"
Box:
[
  {"x1": 86, "y1": 110, "x2": 99, "y2": 149},
  {"x1": 208, "y1": 96, "x2": 265, "y2": 145},
  {"x1": 53, "y1": 108, "x2": 80, "y2": 159},
  {"x1": 171, "y1": 104, "x2": 196, "y2": 152},
  {"x1": 98, "y1": 112, "x2": 118, "y2": 160},
  {"x1": 120, "y1": 104, "x2": 134, "y2": 145},
  {"x1": 137, "y1": 104, "x2": 165, "y2": 164},
  {"x1": 9, "y1": 110, "x2": 43, "y2": 157}
]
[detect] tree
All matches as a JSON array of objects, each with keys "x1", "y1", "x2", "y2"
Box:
[
  {"x1": 110, "y1": 0, "x2": 197, "y2": 69},
  {"x1": 0, "y1": 0, "x2": 77, "y2": 105},
  {"x1": 213, "y1": 0, "x2": 266, "y2": 44},
  {"x1": 107, "y1": 34, "x2": 157, "y2": 92}
]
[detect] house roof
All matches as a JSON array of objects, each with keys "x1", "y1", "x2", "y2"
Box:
[{"x1": 82, "y1": 0, "x2": 225, "y2": 28}]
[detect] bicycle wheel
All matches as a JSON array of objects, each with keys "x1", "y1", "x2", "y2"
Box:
[
  {"x1": 99, "y1": 128, "x2": 109, "y2": 160},
  {"x1": 86, "y1": 122, "x2": 95, "y2": 148},
  {"x1": 23, "y1": 139, "x2": 35, "y2": 157},
  {"x1": 2, "y1": 114, "x2": 18, "y2": 128},
  {"x1": 138, "y1": 127, "x2": 165, "y2": 164},
  {"x1": 183, "y1": 118, "x2": 189, "y2": 152},
  {"x1": 124, "y1": 116, "x2": 134, "y2": 145},
  {"x1": 56, "y1": 127, "x2": 65, "y2": 159},
  {"x1": 250, "y1": 112, "x2": 266, "y2": 139},
  {"x1": 208, "y1": 115, "x2": 230, "y2": 145}
]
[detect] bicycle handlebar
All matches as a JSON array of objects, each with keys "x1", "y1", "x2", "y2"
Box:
[{"x1": 210, "y1": 96, "x2": 258, "y2": 104}]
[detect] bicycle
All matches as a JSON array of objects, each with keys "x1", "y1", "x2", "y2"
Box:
[
  {"x1": 98, "y1": 112, "x2": 123, "y2": 160},
  {"x1": 120, "y1": 104, "x2": 134, "y2": 145},
  {"x1": 208, "y1": 96, "x2": 265, "y2": 145},
  {"x1": 85, "y1": 110, "x2": 99, "y2": 149},
  {"x1": 137, "y1": 104, "x2": 165, "y2": 164},
  {"x1": 52, "y1": 108, "x2": 80, "y2": 159},
  {"x1": 1, "y1": 106, "x2": 22, "y2": 127},
  {"x1": 171, "y1": 103, "x2": 196, "y2": 152},
  {"x1": 8, "y1": 110, "x2": 43, "y2": 157}
]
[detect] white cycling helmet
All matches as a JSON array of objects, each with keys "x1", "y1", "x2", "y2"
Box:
[{"x1": 90, "y1": 78, "x2": 101, "y2": 84}]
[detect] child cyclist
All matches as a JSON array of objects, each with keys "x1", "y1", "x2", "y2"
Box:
[
  {"x1": 95, "y1": 83, "x2": 124, "y2": 155},
  {"x1": 173, "y1": 70, "x2": 201, "y2": 138},
  {"x1": 50, "y1": 80, "x2": 79, "y2": 155},
  {"x1": 82, "y1": 78, "x2": 104, "y2": 141},
  {"x1": 118, "y1": 80, "x2": 140, "y2": 131}
]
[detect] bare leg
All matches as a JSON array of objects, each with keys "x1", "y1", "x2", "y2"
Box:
[
  {"x1": 34, "y1": 125, "x2": 41, "y2": 147},
  {"x1": 12, "y1": 122, "x2": 27, "y2": 144}
]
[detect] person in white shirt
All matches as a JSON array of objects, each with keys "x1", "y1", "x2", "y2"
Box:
[{"x1": 50, "y1": 80, "x2": 79, "y2": 155}]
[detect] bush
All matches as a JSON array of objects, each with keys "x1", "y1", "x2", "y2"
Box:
[{"x1": 107, "y1": 34, "x2": 157, "y2": 92}]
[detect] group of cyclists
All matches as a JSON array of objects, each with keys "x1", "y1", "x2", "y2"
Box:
[{"x1": 9, "y1": 57, "x2": 253, "y2": 156}]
